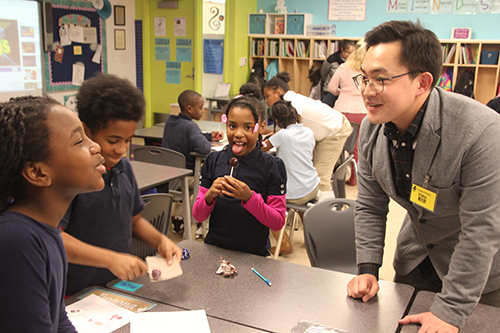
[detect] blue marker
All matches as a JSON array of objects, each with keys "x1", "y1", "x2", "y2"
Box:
[{"x1": 252, "y1": 267, "x2": 272, "y2": 286}]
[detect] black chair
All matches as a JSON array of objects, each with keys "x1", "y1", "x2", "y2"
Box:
[
  {"x1": 133, "y1": 146, "x2": 186, "y2": 195},
  {"x1": 131, "y1": 193, "x2": 174, "y2": 260},
  {"x1": 303, "y1": 198, "x2": 357, "y2": 274},
  {"x1": 331, "y1": 154, "x2": 354, "y2": 199}
]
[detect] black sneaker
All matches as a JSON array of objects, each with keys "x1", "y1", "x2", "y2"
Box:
[
  {"x1": 171, "y1": 216, "x2": 184, "y2": 234},
  {"x1": 195, "y1": 223, "x2": 204, "y2": 239}
]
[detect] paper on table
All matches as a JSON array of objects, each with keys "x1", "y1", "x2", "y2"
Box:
[
  {"x1": 146, "y1": 254, "x2": 183, "y2": 282},
  {"x1": 66, "y1": 294, "x2": 136, "y2": 333},
  {"x1": 131, "y1": 310, "x2": 211, "y2": 333}
]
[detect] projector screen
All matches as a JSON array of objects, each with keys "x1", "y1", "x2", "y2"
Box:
[{"x1": 0, "y1": 0, "x2": 43, "y2": 102}]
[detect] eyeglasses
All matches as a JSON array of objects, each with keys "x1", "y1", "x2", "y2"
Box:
[{"x1": 353, "y1": 72, "x2": 414, "y2": 94}]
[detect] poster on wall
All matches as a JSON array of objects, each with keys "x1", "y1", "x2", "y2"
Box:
[
  {"x1": 328, "y1": 0, "x2": 366, "y2": 21},
  {"x1": 430, "y1": 0, "x2": 453, "y2": 14},
  {"x1": 176, "y1": 39, "x2": 191, "y2": 62},
  {"x1": 155, "y1": 17, "x2": 166, "y2": 37},
  {"x1": 453, "y1": 0, "x2": 478, "y2": 14},
  {"x1": 408, "y1": 0, "x2": 430, "y2": 13},
  {"x1": 174, "y1": 17, "x2": 186, "y2": 37},
  {"x1": 166, "y1": 61, "x2": 181, "y2": 84},
  {"x1": 203, "y1": 39, "x2": 223, "y2": 74},
  {"x1": 203, "y1": 2, "x2": 225, "y2": 34},
  {"x1": 478, "y1": 0, "x2": 500, "y2": 13},
  {"x1": 386, "y1": 0, "x2": 408, "y2": 13},
  {"x1": 155, "y1": 38, "x2": 170, "y2": 61}
]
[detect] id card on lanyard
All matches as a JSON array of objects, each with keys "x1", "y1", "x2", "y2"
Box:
[{"x1": 410, "y1": 174, "x2": 438, "y2": 212}]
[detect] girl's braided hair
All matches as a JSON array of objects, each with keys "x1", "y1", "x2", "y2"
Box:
[
  {"x1": 0, "y1": 96, "x2": 60, "y2": 213},
  {"x1": 224, "y1": 92, "x2": 267, "y2": 147},
  {"x1": 271, "y1": 99, "x2": 298, "y2": 130}
]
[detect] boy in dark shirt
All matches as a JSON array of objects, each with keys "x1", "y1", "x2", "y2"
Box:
[
  {"x1": 59, "y1": 74, "x2": 182, "y2": 295},
  {"x1": 162, "y1": 90, "x2": 223, "y2": 236}
]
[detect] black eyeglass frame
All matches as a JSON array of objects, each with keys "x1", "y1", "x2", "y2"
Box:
[{"x1": 352, "y1": 71, "x2": 415, "y2": 94}]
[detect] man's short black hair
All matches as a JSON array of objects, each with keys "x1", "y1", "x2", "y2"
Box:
[
  {"x1": 178, "y1": 90, "x2": 202, "y2": 113},
  {"x1": 76, "y1": 73, "x2": 145, "y2": 133},
  {"x1": 364, "y1": 20, "x2": 443, "y2": 87}
]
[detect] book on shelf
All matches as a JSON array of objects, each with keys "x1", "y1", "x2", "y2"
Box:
[
  {"x1": 445, "y1": 44, "x2": 456, "y2": 63},
  {"x1": 275, "y1": 17, "x2": 284, "y2": 35}
]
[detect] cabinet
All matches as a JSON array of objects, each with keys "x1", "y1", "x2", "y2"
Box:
[
  {"x1": 248, "y1": 13, "x2": 312, "y2": 36},
  {"x1": 440, "y1": 40, "x2": 500, "y2": 104},
  {"x1": 249, "y1": 35, "x2": 500, "y2": 104}
]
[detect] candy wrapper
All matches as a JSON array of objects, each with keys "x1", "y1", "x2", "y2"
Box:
[
  {"x1": 215, "y1": 256, "x2": 237, "y2": 277},
  {"x1": 181, "y1": 248, "x2": 190, "y2": 260}
]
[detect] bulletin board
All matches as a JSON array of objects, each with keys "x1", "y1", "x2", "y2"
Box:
[{"x1": 45, "y1": 4, "x2": 105, "y2": 92}]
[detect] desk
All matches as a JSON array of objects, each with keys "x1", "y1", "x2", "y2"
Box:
[
  {"x1": 65, "y1": 287, "x2": 265, "y2": 332},
  {"x1": 108, "y1": 240, "x2": 415, "y2": 333},
  {"x1": 400, "y1": 290, "x2": 500, "y2": 333},
  {"x1": 131, "y1": 161, "x2": 193, "y2": 240},
  {"x1": 206, "y1": 95, "x2": 232, "y2": 121}
]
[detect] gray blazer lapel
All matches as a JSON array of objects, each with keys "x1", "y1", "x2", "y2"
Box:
[{"x1": 413, "y1": 89, "x2": 442, "y2": 187}]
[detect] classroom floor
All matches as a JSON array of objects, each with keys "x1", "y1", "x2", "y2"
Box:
[{"x1": 169, "y1": 183, "x2": 407, "y2": 282}]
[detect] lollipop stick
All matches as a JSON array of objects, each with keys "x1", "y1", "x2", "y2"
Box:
[{"x1": 230, "y1": 167, "x2": 234, "y2": 177}]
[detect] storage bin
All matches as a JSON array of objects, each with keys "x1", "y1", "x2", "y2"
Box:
[
  {"x1": 286, "y1": 15, "x2": 305, "y2": 35},
  {"x1": 248, "y1": 14, "x2": 266, "y2": 34},
  {"x1": 481, "y1": 51, "x2": 499, "y2": 65},
  {"x1": 307, "y1": 25, "x2": 336, "y2": 36}
]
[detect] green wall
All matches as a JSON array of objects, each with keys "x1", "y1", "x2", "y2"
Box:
[
  {"x1": 224, "y1": 0, "x2": 258, "y2": 95},
  {"x1": 135, "y1": 0, "x2": 257, "y2": 126}
]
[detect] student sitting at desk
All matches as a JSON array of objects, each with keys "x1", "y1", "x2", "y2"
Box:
[
  {"x1": 192, "y1": 93, "x2": 287, "y2": 256},
  {"x1": 0, "y1": 96, "x2": 106, "y2": 332},
  {"x1": 162, "y1": 89, "x2": 223, "y2": 236},
  {"x1": 59, "y1": 74, "x2": 182, "y2": 296},
  {"x1": 262, "y1": 100, "x2": 320, "y2": 256}
]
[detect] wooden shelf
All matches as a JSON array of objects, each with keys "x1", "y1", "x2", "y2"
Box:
[{"x1": 249, "y1": 35, "x2": 500, "y2": 104}]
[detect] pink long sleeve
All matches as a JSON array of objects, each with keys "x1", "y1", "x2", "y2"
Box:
[
  {"x1": 242, "y1": 192, "x2": 286, "y2": 231},
  {"x1": 192, "y1": 186, "x2": 214, "y2": 222}
]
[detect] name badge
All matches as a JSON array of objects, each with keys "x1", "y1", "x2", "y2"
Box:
[{"x1": 410, "y1": 184, "x2": 437, "y2": 212}]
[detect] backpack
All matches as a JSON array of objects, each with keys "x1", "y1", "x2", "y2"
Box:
[
  {"x1": 248, "y1": 59, "x2": 266, "y2": 93},
  {"x1": 436, "y1": 68, "x2": 452, "y2": 92},
  {"x1": 453, "y1": 69, "x2": 475, "y2": 98}
]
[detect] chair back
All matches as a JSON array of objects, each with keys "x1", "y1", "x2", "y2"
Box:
[
  {"x1": 343, "y1": 121, "x2": 360, "y2": 156},
  {"x1": 331, "y1": 154, "x2": 354, "y2": 199},
  {"x1": 133, "y1": 146, "x2": 186, "y2": 169},
  {"x1": 133, "y1": 146, "x2": 186, "y2": 191},
  {"x1": 303, "y1": 198, "x2": 357, "y2": 274},
  {"x1": 131, "y1": 193, "x2": 174, "y2": 260}
]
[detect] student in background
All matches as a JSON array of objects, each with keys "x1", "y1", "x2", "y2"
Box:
[
  {"x1": 0, "y1": 96, "x2": 106, "y2": 332},
  {"x1": 264, "y1": 71, "x2": 352, "y2": 202},
  {"x1": 162, "y1": 90, "x2": 223, "y2": 236},
  {"x1": 347, "y1": 20, "x2": 500, "y2": 332},
  {"x1": 329, "y1": 39, "x2": 368, "y2": 185},
  {"x1": 59, "y1": 74, "x2": 182, "y2": 295},
  {"x1": 192, "y1": 94, "x2": 287, "y2": 256},
  {"x1": 320, "y1": 39, "x2": 356, "y2": 107},
  {"x1": 262, "y1": 100, "x2": 319, "y2": 256}
]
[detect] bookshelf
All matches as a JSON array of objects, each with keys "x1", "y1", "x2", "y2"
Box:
[
  {"x1": 248, "y1": 35, "x2": 361, "y2": 94},
  {"x1": 440, "y1": 39, "x2": 500, "y2": 104},
  {"x1": 249, "y1": 34, "x2": 500, "y2": 104}
]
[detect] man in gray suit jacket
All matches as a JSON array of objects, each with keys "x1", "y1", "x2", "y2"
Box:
[{"x1": 347, "y1": 20, "x2": 500, "y2": 333}]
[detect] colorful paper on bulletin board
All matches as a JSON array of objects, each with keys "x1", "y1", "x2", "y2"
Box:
[
  {"x1": 203, "y1": 39, "x2": 224, "y2": 74},
  {"x1": 166, "y1": 61, "x2": 181, "y2": 84},
  {"x1": 386, "y1": 0, "x2": 407, "y2": 13},
  {"x1": 430, "y1": 0, "x2": 453, "y2": 13},
  {"x1": 47, "y1": 5, "x2": 104, "y2": 90}
]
